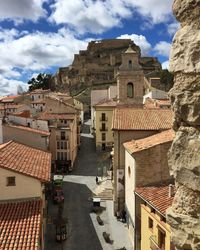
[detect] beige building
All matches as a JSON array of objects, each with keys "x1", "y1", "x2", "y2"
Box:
[
  {"x1": 0, "y1": 140, "x2": 51, "y2": 250},
  {"x1": 123, "y1": 129, "x2": 174, "y2": 249},
  {"x1": 91, "y1": 86, "x2": 117, "y2": 130},
  {"x1": 0, "y1": 140, "x2": 51, "y2": 202},
  {"x1": 30, "y1": 88, "x2": 51, "y2": 102},
  {"x1": 112, "y1": 108, "x2": 174, "y2": 214},
  {"x1": 94, "y1": 99, "x2": 117, "y2": 150},
  {"x1": 39, "y1": 113, "x2": 78, "y2": 172},
  {"x1": 3, "y1": 123, "x2": 50, "y2": 151},
  {"x1": 135, "y1": 185, "x2": 174, "y2": 250}
]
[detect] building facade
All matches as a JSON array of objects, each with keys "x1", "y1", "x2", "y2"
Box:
[
  {"x1": 94, "y1": 100, "x2": 116, "y2": 150},
  {"x1": 112, "y1": 108, "x2": 174, "y2": 214},
  {"x1": 123, "y1": 130, "x2": 174, "y2": 248}
]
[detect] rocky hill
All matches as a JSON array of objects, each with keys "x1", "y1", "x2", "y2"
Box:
[{"x1": 53, "y1": 39, "x2": 161, "y2": 97}]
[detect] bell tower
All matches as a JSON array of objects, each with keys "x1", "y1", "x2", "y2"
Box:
[{"x1": 117, "y1": 45, "x2": 144, "y2": 104}]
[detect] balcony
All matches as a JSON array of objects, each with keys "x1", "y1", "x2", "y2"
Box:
[
  {"x1": 100, "y1": 127, "x2": 108, "y2": 131},
  {"x1": 150, "y1": 235, "x2": 165, "y2": 250},
  {"x1": 100, "y1": 117, "x2": 108, "y2": 121}
]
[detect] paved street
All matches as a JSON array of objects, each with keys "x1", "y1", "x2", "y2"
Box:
[{"x1": 45, "y1": 120, "x2": 132, "y2": 250}]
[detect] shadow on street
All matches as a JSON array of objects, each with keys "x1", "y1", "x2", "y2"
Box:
[{"x1": 45, "y1": 182, "x2": 103, "y2": 250}]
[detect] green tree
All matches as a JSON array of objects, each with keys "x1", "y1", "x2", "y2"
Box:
[{"x1": 28, "y1": 73, "x2": 53, "y2": 91}]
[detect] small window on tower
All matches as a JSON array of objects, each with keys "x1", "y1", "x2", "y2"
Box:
[
  {"x1": 128, "y1": 60, "x2": 132, "y2": 69},
  {"x1": 127, "y1": 82, "x2": 134, "y2": 98}
]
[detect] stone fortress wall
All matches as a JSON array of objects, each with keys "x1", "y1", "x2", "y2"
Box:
[
  {"x1": 167, "y1": 1, "x2": 200, "y2": 249},
  {"x1": 53, "y1": 39, "x2": 161, "y2": 89}
]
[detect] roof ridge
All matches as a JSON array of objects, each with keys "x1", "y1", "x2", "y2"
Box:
[
  {"x1": 0, "y1": 140, "x2": 13, "y2": 150},
  {"x1": 2, "y1": 139, "x2": 51, "y2": 153},
  {"x1": 5, "y1": 123, "x2": 50, "y2": 136}
]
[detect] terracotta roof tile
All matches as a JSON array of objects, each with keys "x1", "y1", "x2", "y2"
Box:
[
  {"x1": 0, "y1": 199, "x2": 42, "y2": 250},
  {"x1": 6, "y1": 124, "x2": 50, "y2": 136},
  {"x1": 31, "y1": 99, "x2": 46, "y2": 104},
  {"x1": 124, "y1": 129, "x2": 175, "y2": 154},
  {"x1": 135, "y1": 185, "x2": 174, "y2": 216},
  {"x1": 0, "y1": 141, "x2": 51, "y2": 182},
  {"x1": 95, "y1": 99, "x2": 117, "y2": 107},
  {"x1": 112, "y1": 108, "x2": 174, "y2": 130},
  {"x1": 38, "y1": 112, "x2": 75, "y2": 120},
  {"x1": 31, "y1": 89, "x2": 50, "y2": 94}
]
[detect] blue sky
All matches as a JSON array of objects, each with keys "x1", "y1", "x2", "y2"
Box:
[{"x1": 0, "y1": 0, "x2": 178, "y2": 95}]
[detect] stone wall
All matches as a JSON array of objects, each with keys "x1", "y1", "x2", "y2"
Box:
[
  {"x1": 53, "y1": 39, "x2": 161, "y2": 91},
  {"x1": 167, "y1": 1, "x2": 200, "y2": 249}
]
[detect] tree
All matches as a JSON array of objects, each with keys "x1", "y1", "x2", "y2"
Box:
[
  {"x1": 159, "y1": 69, "x2": 174, "y2": 91},
  {"x1": 28, "y1": 73, "x2": 53, "y2": 91}
]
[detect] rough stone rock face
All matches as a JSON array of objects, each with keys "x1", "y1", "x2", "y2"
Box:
[
  {"x1": 167, "y1": 1, "x2": 200, "y2": 249},
  {"x1": 52, "y1": 39, "x2": 161, "y2": 90},
  {"x1": 169, "y1": 26, "x2": 200, "y2": 73},
  {"x1": 173, "y1": 0, "x2": 200, "y2": 28}
]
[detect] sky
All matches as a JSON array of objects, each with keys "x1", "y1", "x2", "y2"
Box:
[{"x1": 0, "y1": 0, "x2": 179, "y2": 96}]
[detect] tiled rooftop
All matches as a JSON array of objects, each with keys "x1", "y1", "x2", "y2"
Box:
[
  {"x1": 112, "y1": 108, "x2": 174, "y2": 130},
  {"x1": 124, "y1": 129, "x2": 175, "y2": 154},
  {"x1": 6, "y1": 124, "x2": 50, "y2": 136},
  {"x1": 0, "y1": 199, "x2": 42, "y2": 250},
  {"x1": 39, "y1": 112, "x2": 75, "y2": 121},
  {"x1": 0, "y1": 141, "x2": 51, "y2": 182},
  {"x1": 31, "y1": 99, "x2": 46, "y2": 104},
  {"x1": 31, "y1": 88, "x2": 50, "y2": 94},
  {"x1": 1, "y1": 95, "x2": 19, "y2": 102},
  {"x1": 135, "y1": 185, "x2": 174, "y2": 216},
  {"x1": 95, "y1": 99, "x2": 117, "y2": 107}
]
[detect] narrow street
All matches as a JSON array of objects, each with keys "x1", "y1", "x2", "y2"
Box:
[{"x1": 45, "y1": 120, "x2": 132, "y2": 250}]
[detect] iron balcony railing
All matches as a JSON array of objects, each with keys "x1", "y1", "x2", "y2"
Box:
[
  {"x1": 100, "y1": 117, "x2": 108, "y2": 121},
  {"x1": 100, "y1": 127, "x2": 108, "y2": 131},
  {"x1": 150, "y1": 235, "x2": 165, "y2": 250}
]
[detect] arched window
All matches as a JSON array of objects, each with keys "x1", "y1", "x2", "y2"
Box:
[
  {"x1": 128, "y1": 60, "x2": 132, "y2": 69},
  {"x1": 127, "y1": 82, "x2": 134, "y2": 98}
]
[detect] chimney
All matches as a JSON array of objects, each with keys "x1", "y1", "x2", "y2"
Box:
[{"x1": 169, "y1": 184, "x2": 174, "y2": 198}]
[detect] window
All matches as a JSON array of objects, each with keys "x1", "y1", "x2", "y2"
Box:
[
  {"x1": 101, "y1": 113, "x2": 106, "y2": 121},
  {"x1": 61, "y1": 131, "x2": 65, "y2": 140},
  {"x1": 128, "y1": 166, "x2": 131, "y2": 177},
  {"x1": 57, "y1": 152, "x2": 68, "y2": 161},
  {"x1": 102, "y1": 133, "x2": 106, "y2": 141},
  {"x1": 7, "y1": 176, "x2": 16, "y2": 186},
  {"x1": 101, "y1": 123, "x2": 106, "y2": 131},
  {"x1": 128, "y1": 60, "x2": 132, "y2": 69},
  {"x1": 148, "y1": 217, "x2": 153, "y2": 230},
  {"x1": 158, "y1": 227, "x2": 166, "y2": 248},
  {"x1": 127, "y1": 82, "x2": 134, "y2": 98},
  {"x1": 57, "y1": 141, "x2": 60, "y2": 149}
]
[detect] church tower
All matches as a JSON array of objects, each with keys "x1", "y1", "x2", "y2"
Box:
[{"x1": 117, "y1": 45, "x2": 144, "y2": 104}]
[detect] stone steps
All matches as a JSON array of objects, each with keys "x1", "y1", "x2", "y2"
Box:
[{"x1": 93, "y1": 188, "x2": 113, "y2": 201}]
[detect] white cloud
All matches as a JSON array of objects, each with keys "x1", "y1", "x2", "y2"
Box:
[
  {"x1": 49, "y1": 0, "x2": 173, "y2": 34},
  {"x1": 0, "y1": 76, "x2": 28, "y2": 96},
  {"x1": 154, "y1": 41, "x2": 171, "y2": 57},
  {"x1": 0, "y1": 0, "x2": 47, "y2": 23},
  {"x1": 126, "y1": 0, "x2": 173, "y2": 24},
  {"x1": 162, "y1": 60, "x2": 169, "y2": 69},
  {"x1": 167, "y1": 22, "x2": 180, "y2": 36},
  {"x1": 0, "y1": 28, "x2": 88, "y2": 77},
  {"x1": 0, "y1": 28, "x2": 90, "y2": 95},
  {"x1": 117, "y1": 34, "x2": 152, "y2": 56},
  {"x1": 49, "y1": 0, "x2": 129, "y2": 34}
]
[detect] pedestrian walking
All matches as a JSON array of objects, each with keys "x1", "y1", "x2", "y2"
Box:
[{"x1": 96, "y1": 176, "x2": 98, "y2": 184}]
